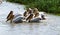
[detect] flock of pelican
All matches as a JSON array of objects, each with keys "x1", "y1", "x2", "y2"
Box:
[{"x1": 6, "y1": 8, "x2": 46, "y2": 23}]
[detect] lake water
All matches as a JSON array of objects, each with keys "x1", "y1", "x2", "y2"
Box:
[{"x1": 0, "y1": 1, "x2": 60, "y2": 35}]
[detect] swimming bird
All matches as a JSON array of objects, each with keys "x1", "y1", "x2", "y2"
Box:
[
  {"x1": 6, "y1": 11, "x2": 24, "y2": 23},
  {"x1": 6, "y1": 11, "x2": 14, "y2": 23},
  {"x1": 26, "y1": 13, "x2": 33, "y2": 22},
  {"x1": 39, "y1": 12, "x2": 46, "y2": 20},
  {"x1": 33, "y1": 8, "x2": 39, "y2": 18},
  {"x1": 41, "y1": 14, "x2": 46, "y2": 20},
  {"x1": 29, "y1": 18, "x2": 41, "y2": 23},
  {"x1": 23, "y1": 11, "x2": 28, "y2": 17},
  {"x1": 12, "y1": 16, "x2": 24, "y2": 23}
]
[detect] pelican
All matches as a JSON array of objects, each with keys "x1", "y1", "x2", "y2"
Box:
[
  {"x1": 6, "y1": 11, "x2": 25, "y2": 23},
  {"x1": 39, "y1": 12, "x2": 46, "y2": 20},
  {"x1": 26, "y1": 13, "x2": 41, "y2": 22}
]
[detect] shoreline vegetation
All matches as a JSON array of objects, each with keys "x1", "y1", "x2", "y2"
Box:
[{"x1": 7, "y1": 0, "x2": 60, "y2": 16}]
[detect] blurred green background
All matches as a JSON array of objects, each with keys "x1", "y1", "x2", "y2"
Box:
[{"x1": 7, "y1": 0, "x2": 60, "y2": 15}]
